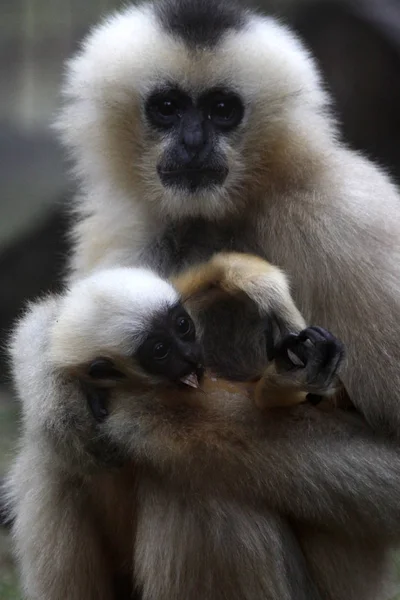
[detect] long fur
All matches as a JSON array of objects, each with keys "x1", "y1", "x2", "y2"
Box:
[
  {"x1": 7, "y1": 0, "x2": 400, "y2": 597},
  {"x1": 5, "y1": 256, "x2": 400, "y2": 600}
]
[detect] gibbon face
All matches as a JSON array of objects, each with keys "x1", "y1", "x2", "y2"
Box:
[
  {"x1": 87, "y1": 304, "x2": 204, "y2": 389},
  {"x1": 145, "y1": 84, "x2": 244, "y2": 194},
  {"x1": 135, "y1": 303, "x2": 204, "y2": 386},
  {"x1": 50, "y1": 268, "x2": 204, "y2": 388},
  {"x1": 57, "y1": 0, "x2": 329, "y2": 220}
]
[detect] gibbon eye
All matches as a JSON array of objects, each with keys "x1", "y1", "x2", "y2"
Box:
[
  {"x1": 153, "y1": 341, "x2": 171, "y2": 361},
  {"x1": 151, "y1": 97, "x2": 181, "y2": 126},
  {"x1": 208, "y1": 94, "x2": 243, "y2": 130},
  {"x1": 158, "y1": 99, "x2": 179, "y2": 118},
  {"x1": 176, "y1": 315, "x2": 193, "y2": 338},
  {"x1": 146, "y1": 89, "x2": 189, "y2": 129},
  {"x1": 213, "y1": 101, "x2": 234, "y2": 120}
]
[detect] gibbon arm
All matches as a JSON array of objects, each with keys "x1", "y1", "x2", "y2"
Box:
[
  {"x1": 172, "y1": 252, "x2": 306, "y2": 335},
  {"x1": 6, "y1": 298, "x2": 116, "y2": 600}
]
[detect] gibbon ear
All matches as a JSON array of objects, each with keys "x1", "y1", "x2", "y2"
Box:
[
  {"x1": 87, "y1": 358, "x2": 127, "y2": 383},
  {"x1": 76, "y1": 358, "x2": 128, "y2": 422},
  {"x1": 83, "y1": 385, "x2": 110, "y2": 423}
]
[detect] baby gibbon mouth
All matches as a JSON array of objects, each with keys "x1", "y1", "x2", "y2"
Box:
[
  {"x1": 179, "y1": 365, "x2": 205, "y2": 389},
  {"x1": 180, "y1": 372, "x2": 200, "y2": 388}
]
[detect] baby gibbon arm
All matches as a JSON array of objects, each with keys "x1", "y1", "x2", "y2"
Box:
[
  {"x1": 173, "y1": 252, "x2": 347, "y2": 408},
  {"x1": 172, "y1": 252, "x2": 306, "y2": 334},
  {"x1": 172, "y1": 253, "x2": 400, "y2": 537}
]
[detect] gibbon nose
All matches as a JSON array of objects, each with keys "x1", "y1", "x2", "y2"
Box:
[
  {"x1": 180, "y1": 112, "x2": 208, "y2": 159},
  {"x1": 177, "y1": 341, "x2": 204, "y2": 369}
]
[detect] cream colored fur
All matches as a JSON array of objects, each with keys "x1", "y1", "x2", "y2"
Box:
[
  {"x1": 7, "y1": 264, "x2": 400, "y2": 600},
  {"x1": 7, "y1": 0, "x2": 400, "y2": 598}
]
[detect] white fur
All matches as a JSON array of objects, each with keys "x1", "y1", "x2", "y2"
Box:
[{"x1": 51, "y1": 267, "x2": 178, "y2": 367}]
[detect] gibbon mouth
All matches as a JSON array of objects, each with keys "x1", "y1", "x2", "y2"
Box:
[
  {"x1": 179, "y1": 365, "x2": 205, "y2": 389},
  {"x1": 180, "y1": 372, "x2": 200, "y2": 388},
  {"x1": 158, "y1": 166, "x2": 228, "y2": 191},
  {"x1": 158, "y1": 167, "x2": 223, "y2": 175}
]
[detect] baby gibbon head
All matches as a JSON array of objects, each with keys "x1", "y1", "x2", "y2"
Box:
[{"x1": 50, "y1": 267, "x2": 204, "y2": 390}]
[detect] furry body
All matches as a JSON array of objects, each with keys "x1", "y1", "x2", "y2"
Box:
[
  {"x1": 7, "y1": 0, "x2": 400, "y2": 597},
  {"x1": 6, "y1": 256, "x2": 400, "y2": 600}
]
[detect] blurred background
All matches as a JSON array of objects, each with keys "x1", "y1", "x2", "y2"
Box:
[{"x1": 1, "y1": 0, "x2": 400, "y2": 597}]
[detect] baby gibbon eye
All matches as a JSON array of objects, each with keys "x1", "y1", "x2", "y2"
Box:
[
  {"x1": 153, "y1": 341, "x2": 171, "y2": 361},
  {"x1": 175, "y1": 315, "x2": 194, "y2": 339}
]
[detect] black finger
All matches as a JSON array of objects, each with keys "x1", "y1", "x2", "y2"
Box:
[{"x1": 298, "y1": 327, "x2": 328, "y2": 345}]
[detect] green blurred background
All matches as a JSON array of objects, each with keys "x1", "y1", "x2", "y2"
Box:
[{"x1": 1, "y1": 0, "x2": 400, "y2": 597}]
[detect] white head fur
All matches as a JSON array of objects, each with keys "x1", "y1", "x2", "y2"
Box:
[{"x1": 50, "y1": 267, "x2": 179, "y2": 368}]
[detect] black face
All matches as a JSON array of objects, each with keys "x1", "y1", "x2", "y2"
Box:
[
  {"x1": 145, "y1": 85, "x2": 245, "y2": 193},
  {"x1": 136, "y1": 304, "x2": 204, "y2": 384}
]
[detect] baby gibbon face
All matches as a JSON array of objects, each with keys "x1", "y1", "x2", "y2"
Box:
[
  {"x1": 57, "y1": 0, "x2": 329, "y2": 220},
  {"x1": 87, "y1": 302, "x2": 204, "y2": 389},
  {"x1": 50, "y1": 267, "x2": 204, "y2": 390},
  {"x1": 135, "y1": 303, "x2": 204, "y2": 387}
]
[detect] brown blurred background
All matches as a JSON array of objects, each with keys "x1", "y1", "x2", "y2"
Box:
[{"x1": 1, "y1": 0, "x2": 400, "y2": 597}]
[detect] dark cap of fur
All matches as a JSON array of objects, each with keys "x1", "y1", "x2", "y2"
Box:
[{"x1": 154, "y1": 0, "x2": 248, "y2": 48}]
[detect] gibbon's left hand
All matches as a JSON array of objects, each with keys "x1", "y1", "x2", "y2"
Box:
[{"x1": 256, "y1": 325, "x2": 346, "y2": 410}]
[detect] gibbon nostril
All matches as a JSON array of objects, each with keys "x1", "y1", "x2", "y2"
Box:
[{"x1": 181, "y1": 112, "x2": 207, "y2": 152}]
